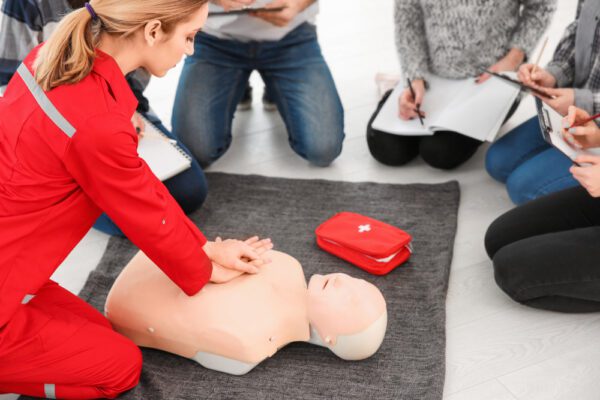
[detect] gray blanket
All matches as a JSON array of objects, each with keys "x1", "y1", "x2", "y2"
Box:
[{"x1": 79, "y1": 173, "x2": 460, "y2": 400}]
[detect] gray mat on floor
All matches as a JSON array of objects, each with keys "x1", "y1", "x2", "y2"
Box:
[{"x1": 81, "y1": 173, "x2": 459, "y2": 400}]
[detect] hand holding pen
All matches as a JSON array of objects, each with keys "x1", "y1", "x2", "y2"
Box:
[
  {"x1": 399, "y1": 78, "x2": 426, "y2": 124},
  {"x1": 564, "y1": 106, "x2": 600, "y2": 197},
  {"x1": 561, "y1": 105, "x2": 600, "y2": 150}
]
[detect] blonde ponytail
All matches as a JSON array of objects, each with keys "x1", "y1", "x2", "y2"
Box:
[
  {"x1": 34, "y1": 8, "x2": 99, "y2": 91},
  {"x1": 33, "y1": 0, "x2": 207, "y2": 91}
]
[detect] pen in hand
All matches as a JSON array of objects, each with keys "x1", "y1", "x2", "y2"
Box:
[
  {"x1": 531, "y1": 37, "x2": 548, "y2": 76},
  {"x1": 570, "y1": 111, "x2": 600, "y2": 128},
  {"x1": 407, "y1": 78, "x2": 425, "y2": 126}
]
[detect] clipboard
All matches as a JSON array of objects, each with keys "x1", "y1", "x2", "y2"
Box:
[
  {"x1": 535, "y1": 97, "x2": 583, "y2": 166},
  {"x1": 208, "y1": 6, "x2": 285, "y2": 16},
  {"x1": 487, "y1": 70, "x2": 556, "y2": 99}
]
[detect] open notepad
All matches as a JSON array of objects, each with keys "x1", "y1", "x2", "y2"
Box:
[
  {"x1": 371, "y1": 73, "x2": 521, "y2": 142},
  {"x1": 136, "y1": 113, "x2": 192, "y2": 181}
]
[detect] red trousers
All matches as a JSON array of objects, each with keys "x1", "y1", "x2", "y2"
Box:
[{"x1": 0, "y1": 281, "x2": 142, "y2": 399}]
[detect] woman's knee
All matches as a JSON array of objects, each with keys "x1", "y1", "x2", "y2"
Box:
[
  {"x1": 192, "y1": 134, "x2": 232, "y2": 168},
  {"x1": 172, "y1": 103, "x2": 232, "y2": 168},
  {"x1": 419, "y1": 135, "x2": 479, "y2": 170},
  {"x1": 506, "y1": 172, "x2": 538, "y2": 205},
  {"x1": 295, "y1": 129, "x2": 344, "y2": 167},
  {"x1": 484, "y1": 216, "x2": 507, "y2": 259},
  {"x1": 491, "y1": 246, "x2": 528, "y2": 304},
  {"x1": 366, "y1": 129, "x2": 419, "y2": 166},
  {"x1": 485, "y1": 141, "x2": 512, "y2": 182}
]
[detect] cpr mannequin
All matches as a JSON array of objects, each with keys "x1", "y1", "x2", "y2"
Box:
[{"x1": 105, "y1": 250, "x2": 387, "y2": 375}]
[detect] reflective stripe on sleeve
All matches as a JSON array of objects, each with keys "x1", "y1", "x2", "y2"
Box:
[
  {"x1": 21, "y1": 294, "x2": 35, "y2": 304},
  {"x1": 17, "y1": 63, "x2": 76, "y2": 138},
  {"x1": 44, "y1": 383, "x2": 56, "y2": 399}
]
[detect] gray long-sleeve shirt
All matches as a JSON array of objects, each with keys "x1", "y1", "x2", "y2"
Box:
[
  {"x1": 394, "y1": 0, "x2": 556, "y2": 81},
  {"x1": 546, "y1": 0, "x2": 600, "y2": 115}
]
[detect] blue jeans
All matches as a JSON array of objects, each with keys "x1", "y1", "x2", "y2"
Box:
[
  {"x1": 485, "y1": 116, "x2": 578, "y2": 205},
  {"x1": 172, "y1": 23, "x2": 345, "y2": 167},
  {"x1": 93, "y1": 111, "x2": 208, "y2": 237}
]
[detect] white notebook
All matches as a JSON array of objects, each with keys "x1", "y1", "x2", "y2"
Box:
[
  {"x1": 136, "y1": 113, "x2": 192, "y2": 181},
  {"x1": 371, "y1": 73, "x2": 521, "y2": 142}
]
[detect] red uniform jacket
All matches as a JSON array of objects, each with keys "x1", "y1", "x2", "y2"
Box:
[{"x1": 0, "y1": 47, "x2": 212, "y2": 329}]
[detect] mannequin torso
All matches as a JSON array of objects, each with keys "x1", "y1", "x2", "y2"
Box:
[{"x1": 106, "y1": 249, "x2": 386, "y2": 375}]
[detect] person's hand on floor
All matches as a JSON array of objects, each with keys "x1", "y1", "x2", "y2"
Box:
[
  {"x1": 562, "y1": 106, "x2": 600, "y2": 149},
  {"x1": 204, "y1": 236, "x2": 273, "y2": 278},
  {"x1": 250, "y1": 0, "x2": 314, "y2": 27},
  {"x1": 537, "y1": 87, "x2": 574, "y2": 116},
  {"x1": 571, "y1": 154, "x2": 600, "y2": 197},
  {"x1": 477, "y1": 48, "x2": 525, "y2": 84},
  {"x1": 399, "y1": 79, "x2": 426, "y2": 121},
  {"x1": 518, "y1": 64, "x2": 556, "y2": 88},
  {"x1": 212, "y1": 0, "x2": 256, "y2": 11}
]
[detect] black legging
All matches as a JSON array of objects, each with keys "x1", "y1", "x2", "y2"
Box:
[
  {"x1": 366, "y1": 90, "x2": 482, "y2": 169},
  {"x1": 485, "y1": 186, "x2": 600, "y2": 313}
]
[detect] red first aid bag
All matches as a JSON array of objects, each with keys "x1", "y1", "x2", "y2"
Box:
[{"x1": 315, "y1": 212, "x2": 412, "y2": 275}]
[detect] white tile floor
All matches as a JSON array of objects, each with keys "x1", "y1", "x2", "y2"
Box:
[{"x1": 3, "y1": 1, "x2": 596, "y2": 399}]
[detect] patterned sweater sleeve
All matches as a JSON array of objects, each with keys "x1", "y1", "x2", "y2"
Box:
[
  {"x1": 509, "y1": 0, "x2": 556, "y2": 58},
  {"x1": 394, "y1": 0, "x2": 429, "y2": 81}
]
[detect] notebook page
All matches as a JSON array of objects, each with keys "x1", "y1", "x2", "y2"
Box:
[
  {"x1": 429, "y1": 73, "x2": 520, "y2": 141},
  {"x1": 137, "y1": 116, "x2": 192, "y2": 181}
]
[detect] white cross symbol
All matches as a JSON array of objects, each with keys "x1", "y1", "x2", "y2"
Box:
[{"x1": 358, "y1": 224, "x2": 371, "y2": 233}]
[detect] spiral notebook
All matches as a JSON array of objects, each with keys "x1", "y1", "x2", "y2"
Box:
[{"x1": 136, "y1": 113, "x2": 192, "y2": 181}]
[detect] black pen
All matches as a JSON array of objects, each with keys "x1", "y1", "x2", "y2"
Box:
[{"x1": 407, "y1": 78, "x2": 424, "y2": 126}]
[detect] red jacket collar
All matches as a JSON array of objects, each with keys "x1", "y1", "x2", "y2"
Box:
[{"x1": 92, "y1": 49, "x2": 139, "y2": 117}]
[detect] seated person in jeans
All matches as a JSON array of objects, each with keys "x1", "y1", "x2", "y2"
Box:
[
  {"x1": 171, "y1": 0, "x2": 345, "y2": 168},
  {"x1": 486, "y1": 0, "x2": 600, "y2": 205},
  {"x1": 367, "y1": 0, "x2": 554, "y2": 170},
  {"x1": 0, "y1": 0, "x2": 208, "y2": 236},
  {"x1": 485, "y1": 105, "x2": 600, "y2": 313}
]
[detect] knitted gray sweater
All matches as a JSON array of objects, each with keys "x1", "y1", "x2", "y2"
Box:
[{"x1": 394, "y1": 0, "x2": 556, "y2": 80}]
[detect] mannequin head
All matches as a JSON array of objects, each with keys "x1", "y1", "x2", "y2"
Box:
[{"x1": 307, "y1": 273, "x2": 387, "y2": 360}]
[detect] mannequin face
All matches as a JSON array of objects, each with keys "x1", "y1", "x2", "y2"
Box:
[{"x1": 307, "y1": 273, "x2": 386, "y2": 345}]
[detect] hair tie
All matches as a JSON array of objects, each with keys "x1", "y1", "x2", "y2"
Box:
[{"x1": 85, "y1": 2, "x2": 98, "y2": 21}]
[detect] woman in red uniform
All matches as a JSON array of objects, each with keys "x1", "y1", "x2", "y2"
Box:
[{"x1": 0, "y1": 0, "x2": 270, "y2": 398}]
